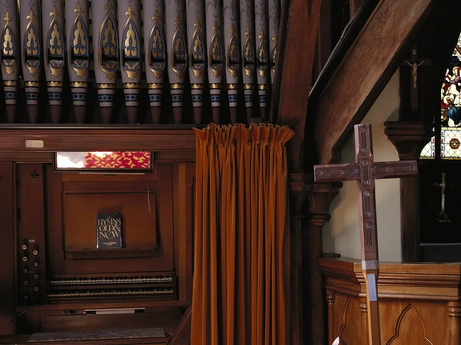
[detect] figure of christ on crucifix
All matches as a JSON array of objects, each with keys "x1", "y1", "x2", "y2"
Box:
[
  {"x1": 314, "y1": 124, "x2": 418, "y2": 345},
  {"x1": 400, "y1": 44, "x2": 431, "y2": 112}
]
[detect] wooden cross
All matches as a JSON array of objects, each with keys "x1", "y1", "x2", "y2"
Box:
[
  {"x1": 314, "y1": 124, "x2": 418, "y2": 345},
  {"x1": 433, "y1": 172, "x2": 450, "y2": 223},
  {"x1": 400, "y1": 44, "x2": 431, "y2": 112}
]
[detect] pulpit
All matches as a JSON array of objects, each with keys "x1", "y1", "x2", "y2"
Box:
[{"x1": 319, "y1": 257, "x2": 461, "y2": 345}]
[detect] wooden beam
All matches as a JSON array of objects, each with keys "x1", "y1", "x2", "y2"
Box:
[
  {"x1": 272, "y1": 0, "x2": 322, "y2": 172},
  {"x1": 312, "y1": 0, "x2": 436, "y2": 165},
  {"x1": 0, "y1": 126, "x2": 196, "y2": 152}
]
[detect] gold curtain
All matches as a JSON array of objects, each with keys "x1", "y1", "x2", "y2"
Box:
[{"x1": 191, "y1": 123, "x2": 294, "y2": 345}]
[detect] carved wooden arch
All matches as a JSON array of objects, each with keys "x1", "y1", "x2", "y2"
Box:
[{"x1": 386, "y1": 304, "x2": 434, "y2": 345}]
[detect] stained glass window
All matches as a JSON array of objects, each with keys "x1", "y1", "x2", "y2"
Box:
[{"x1": 420, "y1": 32, "x2": 461, "y2": 159}]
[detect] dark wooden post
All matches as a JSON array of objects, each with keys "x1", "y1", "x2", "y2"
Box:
[
  {"x1": 272, "y1": 0, "x2": 322, "y2": 344},
  {"x1": 306, "y1": 181, "x2": 342, "y2": 345},
  {"x1": 384, "y1": 121, "x2": 432, "y2": 262}
]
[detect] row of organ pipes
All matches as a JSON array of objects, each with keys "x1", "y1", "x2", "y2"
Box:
[{"x1": 0, "y1": 0, "x2": 281, "y2": 125}]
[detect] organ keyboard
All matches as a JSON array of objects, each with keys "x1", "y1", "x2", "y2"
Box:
[
  {"x1": 49, "y1": 276, "x2": 174, "y2": 285},
  {"x1": 0, "y1": 153, "x2": 195, "y2": 342},
  {"x1": 46, "y1": 275, "x2": 178, "y2": 302}
]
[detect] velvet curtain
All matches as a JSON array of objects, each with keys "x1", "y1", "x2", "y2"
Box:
[{"x1": 191, "y1": 123, "x2": 294, "y2": 345}]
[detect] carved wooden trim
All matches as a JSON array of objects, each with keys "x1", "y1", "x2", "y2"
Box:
[
  {"x1": 359, "y1": 297, "x2": 368, "y2": 345},
  {"x1": 308, "y1": 182, "x2": 342, "y2": 227},
  {"x1": 446, "y1": 301, "x2": 461, "y2": 345},
  {"x1": 326, "y1": 289, "x2": 336, "y2": 345},
  {"x1": 384, "y1": 121, "x2": 433, "y2": 160},
  {"x1": 319, "y1": 257, "x2": 461, "y2": 300}
]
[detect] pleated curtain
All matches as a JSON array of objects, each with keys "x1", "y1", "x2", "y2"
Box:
[{"x1": 191, "y1": 123, "x2": 294, "y2": 345}]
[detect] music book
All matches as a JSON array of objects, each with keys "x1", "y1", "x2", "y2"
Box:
[{"x1": 96, "y1": 213, "x2": 122, "y2": 249}]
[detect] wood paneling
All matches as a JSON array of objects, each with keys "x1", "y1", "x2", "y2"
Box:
[
  {"x1": 319, "y1": 257, "x2": 461, "y2": 345},
  {"x1": 0, "y1": 162, "x2": 15, "y2": 334},
  {"x1": 46, "y1": 167, "x2": 175, "y2": 276}
]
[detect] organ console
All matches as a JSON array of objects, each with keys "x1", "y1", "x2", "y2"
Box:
[{"x1": 0, "y1": 135, "x2": 196, "y2": 344}]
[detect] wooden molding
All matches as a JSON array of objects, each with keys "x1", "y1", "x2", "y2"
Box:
[
  {"x1": 308, "y1": 182, "x2": 342, "y2": 227},
  {"x1": 0, "y1": 126, "x2": 196, "y2": 153},
  {"x1": 384, "y1": 121, "x2": 433, "y2": 160}
]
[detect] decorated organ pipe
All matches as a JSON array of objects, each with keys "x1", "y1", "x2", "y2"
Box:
[
  {"x1": 240, "y1": 0, "x2": 256, "y2": 123},
  {"x1": 268, "y1": 0, "x2": 279, "y2": 85},
  {"x1": 42, "y1": 0, "x2": 64, "y2": 123},
  {"x1": 205, "y1": 0, "x2": 223, "y2": 124},
  {"x1": 0, "y1": 0, "x2": 282, "y2": 125},
  {"x1": 223, "y1": 0, "x2": 240, "y2": 124},
  {"x1": 186, "y1": 0, "x2": 206, "y2": 125},
  {"x1": 143, "y1": 0, "x2": 165, "y2": 124},
  {"x1": 268, "y1": 0, "x2": 279, "y2": 123},
  {"x1": 92, "y1": 0, "x2": 119, "y2": 124},
  {"x1": 0, "y1": 0, "x2": 19, "y2": 123},
  {"x1": 165, "y1": 0, "x2": 187, "y2": 124},
  {"x1": 19, "y1": 0, "x2": 41, "y2": 123},
  {"x1": 254, "y1": 0, "x2": 269, "y2": 120},
  {"x1": 66, "y1": 0, "x2": 90, "y2": 124},
  {"x1": 118, "y1": 0, "x2": 142, "y2": 124}
]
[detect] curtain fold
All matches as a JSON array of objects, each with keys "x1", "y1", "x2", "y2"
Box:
[{"x1": 191, "y1": 123, "x2": 294, "y2": 345}]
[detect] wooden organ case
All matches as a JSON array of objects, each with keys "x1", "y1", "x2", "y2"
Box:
[{"x1": 0, "y1": 128, "x2": 196, "y2": 344}]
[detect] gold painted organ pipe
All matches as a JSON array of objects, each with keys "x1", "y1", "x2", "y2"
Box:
[
  {"x1": 66, "y1": 0, "x2": 90, "y2": 124},
  {"x1": 92, "y1": 0, "x2": 119, "y2": 124},
  {"x1": 42, "y1": 0, "x2": 65, "y2": 123},
  {"x1": 187, "y1": 0, "x2": 206, "y2": 125},
  {"x1": 118, "y1": 0, "x2": 142, "y2": 124},
  {"x1": 205, "y1": 0, "x2": 223, "y2": 124},
  {"x1": 1, "y1": 0, "x2": 281, "y2": 125},
  {"x1": 0, "y1": 0, "x2": 19, "y2": 123},
  {"x1": 268, "y1": 0, "x2": 280, "y2": 123},
  {"x1": 143, "y1": 0, "x2": 166, "y2": 124},
  {"x1": 254, "y1": 0, "x2": 269, "y2": 120},
  {"x1": 19, "y1": 0, "x2": 41, "y2": 123},
  {"x1": 223, "y1": 0, "x2": 240, "y2": 124},
  {"x1": 240, "y1": 0, "x2": 255, "y2": 123},
  {"x1": 165, "y1": 0, "x2": 187, "y2": 124},
  {"x1": 269, "y1": 0, "x2": 279, "y2": 85}
]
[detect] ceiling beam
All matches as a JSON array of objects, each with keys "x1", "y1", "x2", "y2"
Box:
[{"x1": 310, "y1": 0, "x2": 436, "y2": 165}]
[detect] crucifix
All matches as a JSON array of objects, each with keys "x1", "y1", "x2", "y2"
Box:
[
  {"x1": 433, "y1": 172, "x2": 450, "y2": 223},
  {"x1": 314, "y1": 124, "x2": 418, "y2": 345},
  {"x1": 400, "y1": 44, "x2": 431, "y2": 112}
]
